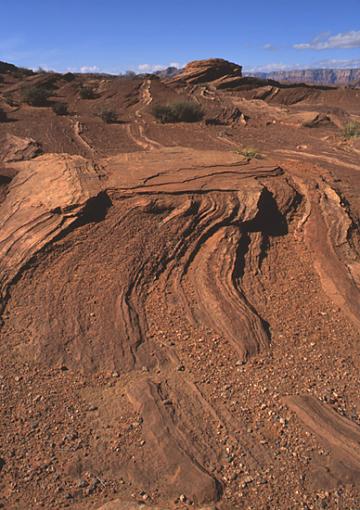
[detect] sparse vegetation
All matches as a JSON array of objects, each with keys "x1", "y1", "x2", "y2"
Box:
[
  {"x1": 152, "y1": 101, "x2": 203, "y2": 123},
  {"x1": 97, "y1": 109, "x2": 118, "y2": 123},
  {"x1": 79, "y1": 86, "x2": 96, "y2": 99},
  {"x1": 236, "y1": 147, "x2": 262, "y2": 160},
  {"x1": 52, "y1": 102, "x2": 68, "y2": 116},
  {"x1": 3, "y1": 93, "x2": 18, "y2": 107},
  {"x1": 343, "y1": 121, "x2": 360, "y2": 139},
  {"x1": 0, "y1": 107, "x2": 8, "y2": 122},
  {"x1": 42, "y1": 76, "x2": 60, "y2": 90},
  {"x1": 14, "y1": 67, "x2": 34, "y2": 78},
  {"x1": 63, "y1": 72, "x2": 76, "y2": 82},
  {"x1": 22, "y1": 86, "x2": 52, "y2": 106}
]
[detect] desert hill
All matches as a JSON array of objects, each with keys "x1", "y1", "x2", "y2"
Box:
[{"x1": 0, "y1": 58, "x2": 360, "y2": 510}]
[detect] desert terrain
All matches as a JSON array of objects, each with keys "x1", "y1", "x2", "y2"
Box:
[{"x1": 0, "y1": 58, "x2": 360, "y2": 510}]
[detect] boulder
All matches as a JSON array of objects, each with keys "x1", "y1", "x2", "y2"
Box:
[{"x1": 0, "y1": 133, "x2": 42, "y2": 162}]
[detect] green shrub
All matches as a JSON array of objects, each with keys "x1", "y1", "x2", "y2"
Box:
[
  {"x1": 343, "y1": 121, "x2": 360, "y2": 139},
  {"x1": 15, "y1": 67, "x2": 34, "y2": 78},
  {"x1": 235, "y1": 147, "x2": 262, "y2": 160},
  {"x1": 22, "y1": 86, "x2": 51, "y2": 106},
  {"x1": 52, "y1": 102, "x2": 68, "y2": 115},
  {"x1": 0, "y1": 108, "x2": 8, "y2": 122},
  {"x1": 98, "y1": 109, "x2": 118, "y2": 123},
  {"x1": 63, "y1": 72, "x2": 75, "y2": 82},
  {"x1": 79, "y1": 86, "x2": 96, "y2": 99},
  {"x1": 152, "y1": 101, "x2": 203, "y2": 123}
]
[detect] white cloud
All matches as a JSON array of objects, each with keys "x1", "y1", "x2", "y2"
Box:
[
  {"x1": 138, "y1": 62, "x2": 181, "y2": 73},
  {"x1": 244, "y1": 62, "x2": 298, "y2": 73},
  {"x1": 312, "y1": 58, "x2": 360, "y2": 68},
  {"x1": 263, "y1": 43, "x2": 276, "y2": 51},
  {"x1": 79, "y1": 65, "x2": 100, "y2": 73},
  {"x1": 138, "y1": 63, "x2": 162, "y2": 72},
  {"x1": 294, "y1": 30, "x2": 360, "y2": 50}
]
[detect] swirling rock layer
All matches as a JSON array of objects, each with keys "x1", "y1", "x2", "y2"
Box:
[{"x1": 1, "y1": 65, "x2": 360, "y2": 510}]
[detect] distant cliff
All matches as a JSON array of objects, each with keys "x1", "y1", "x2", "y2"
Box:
[{"x1": 248, "y1": 69, "x2": 360, "y2": 86}]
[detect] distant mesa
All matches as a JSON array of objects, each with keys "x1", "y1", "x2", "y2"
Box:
[{"x1": 249, "y1": 68, "x2": 360, "y2": 87}]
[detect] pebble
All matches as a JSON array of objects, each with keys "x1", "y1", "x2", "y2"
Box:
[{"x1": 241, "y1": 475, "x2": 253, "y2": 488}]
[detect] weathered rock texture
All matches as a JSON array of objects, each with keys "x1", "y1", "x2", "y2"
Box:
[
  {"x1": 1, "y1": 59, "x2": 360, "y2": 510},
  {"x1": 169, "y1": 58, "x2": 242, "y2": 84}
]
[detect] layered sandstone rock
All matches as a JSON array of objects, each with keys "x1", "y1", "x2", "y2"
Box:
[{"x1": 169, "y1": 58, "x2": 242, "y2": 85}]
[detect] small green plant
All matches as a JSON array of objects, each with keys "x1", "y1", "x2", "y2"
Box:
[
  {"x1": 52, "y1": 102, "x2": 68, "y2": 115},
  {"x1": 22, "y1": 86, "x2": 51, "y2": 106},
  {"x1": 97, "y1": 109, "x2": 118, "y2": 123},
  {"x1": 235, "y1": 147, "x2": 262, "y2": 160},
  {"x1": 0, "y1": 107, "x2": 8, "y2": 122},
  {"x1": 152, "y1": 101, "x2": 203, "y2": 123},
  {"x1": 79, "y1": 86, "x2": 96, "y2": 99},
  {"x1": 343, "y1": 121, "x2": 360, "y2": 139}
]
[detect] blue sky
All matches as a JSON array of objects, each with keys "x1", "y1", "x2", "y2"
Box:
[{"x1": 1, "y1": 0, "x2": 360, "y2": 73}]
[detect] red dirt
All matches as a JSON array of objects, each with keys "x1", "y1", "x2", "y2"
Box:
[{"x1": 0, "y1": 59, "x2": 360, "y2": 510}]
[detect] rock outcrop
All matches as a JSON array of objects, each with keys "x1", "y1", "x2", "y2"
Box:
[
  {"x1": 169, "y1": 58, "x2": 242, "y2": 85},
  {"x1": 168, "y1": 59, "x2": 283, "y2": 91},
  {"x1": 0, "y1": 153, "x2": 104, "y2": 310},
  {"x1": 0, "y1": 134, "x2": 42, "y2": 163}
]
